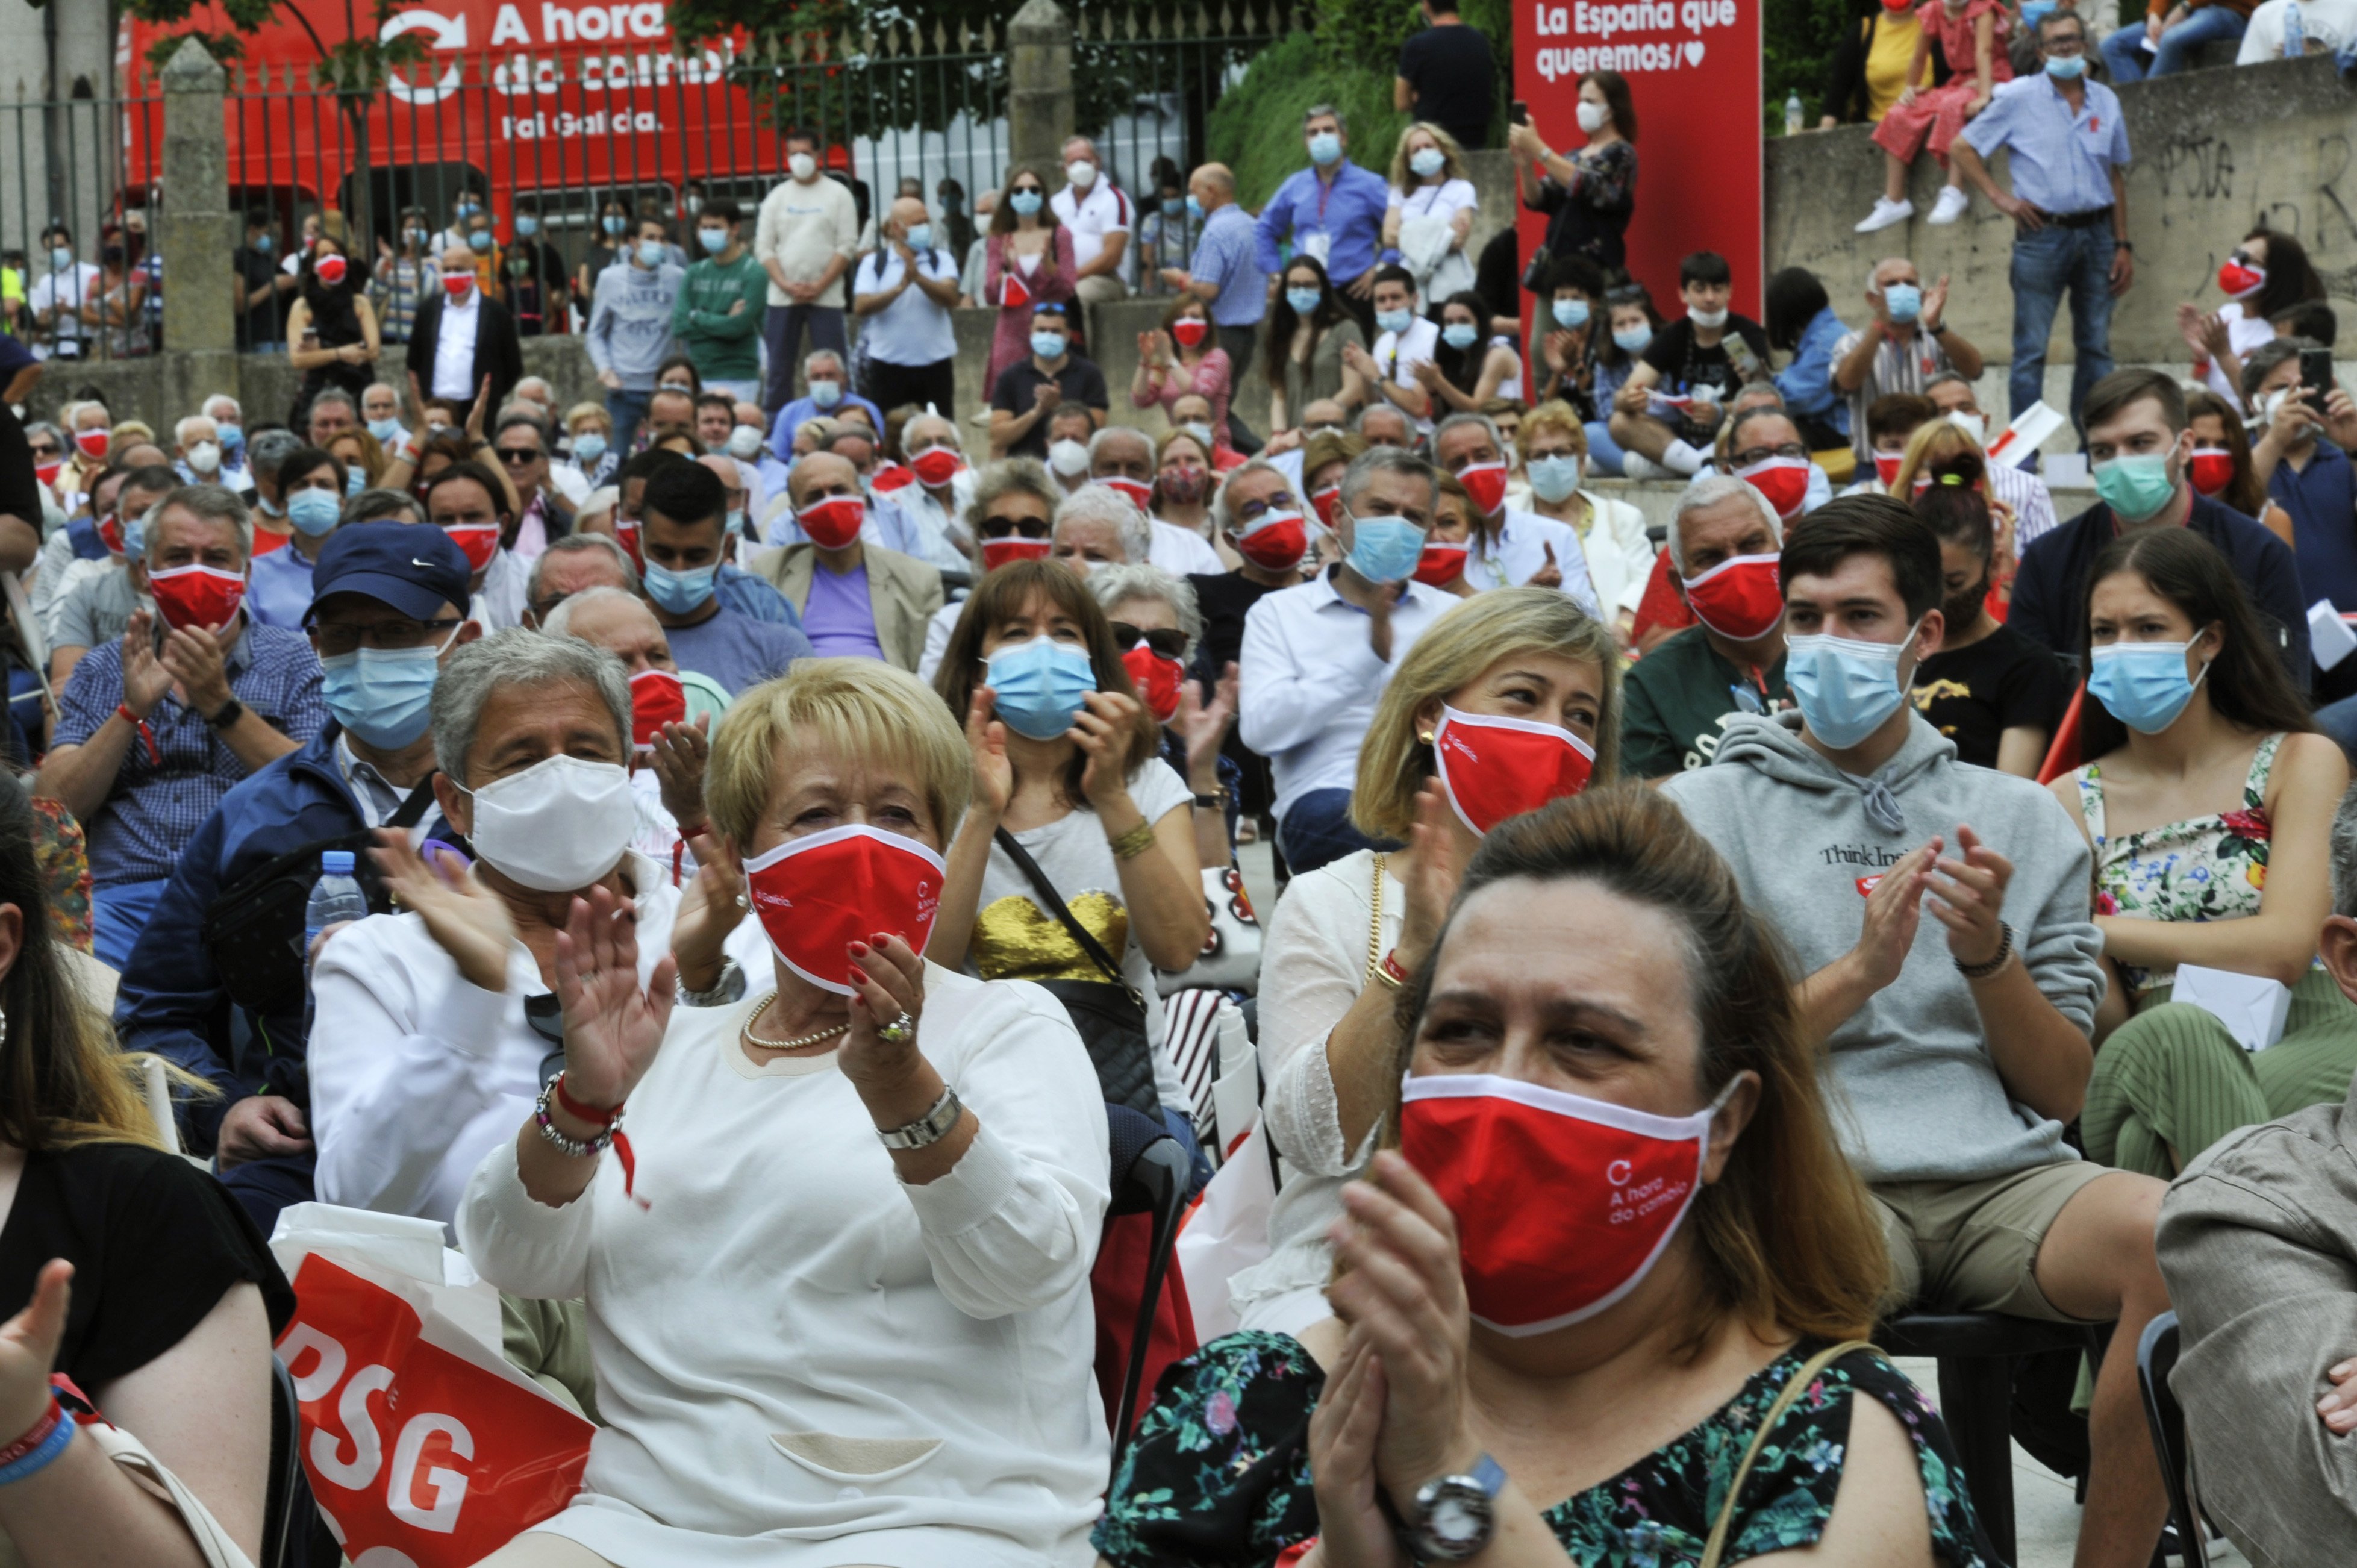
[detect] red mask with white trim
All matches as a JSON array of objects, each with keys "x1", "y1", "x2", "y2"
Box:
[
  {"x1": 1235, "y1": 511, "x2": 1309, "y2": 572},
  {"x1": 1121, "y1": 643, "x2": 1185, "y2": 722},
  {"x1": 2188, "y1": 447, "x2": 2234, "y2": 497},
  {"x1": 1431, "y1": 704, "x2": 1594, "y2": 835},
  {"x1": 980, "y1": 536, "x2": 1052, "y2": 572},
  {"x1": 1679, "y1": 552, "x2": 1784, "y2": 642},
  {"x1": 910, "y1": 446, "x2": 962, "y2": 487},
  {"x1": 442, "y1": 522, "x2": 500, "y2": 572},
  {"x1": 1456, "y1": 461, "x2": 1510, "y2": 517},
  {"x1": 1736, "y1": 454, "x2": 1811, "y2": 519},
  {"x1": 1413, "y1": 540, "x2": 1469, "y2": 587},
  {"x1": 147, "y1": 563, "x2": 247, "y2": 632},
  {"x1": 798, "y1": 495, "x2": 867, "y2": 550},
  {"x1": 742, "y1": 825, "x2": 946, "y2": 995},
  {"x1": 1171, "y1": 317, "x2": 1209, "y2": 349},
  {"x1": 1096, "y1": 476, "x2": 1152, "y2": 514},
  {"x1": 629, "y1": 668, "x2": 686, "y2": 751}
]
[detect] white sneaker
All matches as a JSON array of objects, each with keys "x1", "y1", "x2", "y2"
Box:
[
  {"x1": 1928, "y1": 186, "x2": 1970, "y2": 225},
  {"x1": 1855, "y1": 196, "x2": 1914, "y2": 234},
  {"x1": 1619, "y1": 451, "x2": 1673, "y2": 481}
]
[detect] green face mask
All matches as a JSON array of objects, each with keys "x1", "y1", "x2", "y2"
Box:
[{"x1": 2093, "y1": 451, "x2": 2179, "y2": 523}]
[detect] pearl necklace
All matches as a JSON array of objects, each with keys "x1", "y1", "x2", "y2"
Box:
[{"x1": 740, "y1": 993, "x2": 850, "y2": 1053}]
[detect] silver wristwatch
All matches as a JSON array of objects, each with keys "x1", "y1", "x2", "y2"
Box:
[
  {"x1": 1409, "y1": 1453, "x2": 1506, "y2": 1561},
  {"x1": 876, "y1": 1086, "x2": 963, "y2": 1149},
  {"x1": 674, "y1": 956, "x2": 746, "y2": 1007}
]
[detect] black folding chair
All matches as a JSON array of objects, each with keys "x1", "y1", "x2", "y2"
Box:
[
  {"x1": 263, "y1": 1353, "x2": 312, "y2": 1568},
  {"x1": 1102, "y1": 1102, "x2": 1192, "y2": 1470},
  {"x1": 2138, "y1": 1312, "x2": 2205, "y2": 1564}
]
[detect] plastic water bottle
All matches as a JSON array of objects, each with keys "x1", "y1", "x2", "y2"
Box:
[
  {"x1": 1784, "y1": 92, "x2": 1804, "y2": 136},
  {"x1": 306, "y1": 849, "x2": 368, "y2": 957},
  {"x1": 2283, "y1": 0, "x2": 2305, "y2": 57}
]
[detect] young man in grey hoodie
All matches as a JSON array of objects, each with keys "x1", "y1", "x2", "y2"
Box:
[
  {"x1": 587, "y1": 215, "x2": 685, "y2": 460},
  {"x1": 1660, "y1": 495, "x2": 2175, "y2": 1568}
]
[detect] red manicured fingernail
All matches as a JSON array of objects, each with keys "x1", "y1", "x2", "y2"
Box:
[
  {"x1": 850, "y1": 966, "x2": 868, "y2": 984},
  {"x1": 849, "y1": 941, "x2": 870, "y2": 955}
]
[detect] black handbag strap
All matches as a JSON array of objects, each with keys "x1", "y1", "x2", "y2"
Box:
[
  {"x1": 992, "y1": 825, "x2": 1145, "y2": 1007},
  {"x1": 387, "y1": 773, "x2": 438, "y2": 831}
]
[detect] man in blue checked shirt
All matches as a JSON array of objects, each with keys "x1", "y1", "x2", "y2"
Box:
[
  {"x1": 1950, "y1": 7, "x2": 2135, "y2": 434},
  {"x1": 33, "y1": 484, "x2": 328, "y2": 969},
  {"x1": 1164, "y1": 163, "x2": 1271, "y2": 454},
  {"x1": 1254, "y1": 105, "x2": 1393, "y2": 340}
]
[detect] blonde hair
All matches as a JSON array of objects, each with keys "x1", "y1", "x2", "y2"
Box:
[
  {"x1": 1352, "y1": 588, "x2": 1623, "y2": 839},
  {"x1": 1891, "y1": 417, "x2": 1984, "y2": 500},
  {"x1": 1519, "y1": 399, "x2": 1588, "y2": 460},
  {"x1": 1387, "y1": 120, "x2": 1470, "y2": 189},
  {"x1": 564, "y1": 401, "x2": 612, "y2": 436},
  {"x1": 707, "y1": 659, "x2": 973, "y2": 849}
]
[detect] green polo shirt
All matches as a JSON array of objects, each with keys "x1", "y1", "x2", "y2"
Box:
[{"x1": 1620, "y1": 625, "x2": 1791, "y2": 779}]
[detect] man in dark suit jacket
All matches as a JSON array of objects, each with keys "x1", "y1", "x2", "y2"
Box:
[{"x1": 405, "y1": 243, "x2": 525, "y2": 426}]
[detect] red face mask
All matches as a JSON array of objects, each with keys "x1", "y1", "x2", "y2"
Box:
[
  {"x1": 798, "y1": 495, "x2": 866, "y2": 549},
  {"x1": 442, "y1": 275, "x2": 473, "y2": 301},
  {"x1": 314, "y1": 254, "x2": 348, "y2": 286},
  {"x1": 980, "y1": 535, "x2": 1053, "y2": 572},
  {"x1": 869, "y1": 461, "x2": 916, "y2": 494},
  {"x1": 1122, "y1": 643, "x2": 1185, "y2": 722},
  {"x1": 613, "y1": 516, "x2": 643, "y2": 570},
  {"x1": 1455, "y1": 461, "x2": 1510, "y2": 517},
  {"x1": 1172, "y1": 317, "x2": 1209, "y2": 349},
  {"x1": 442, "y1": 522, "x2": 501, "y2": 572},
  {"x1": 1879, "y1": 0, "x2": 1910, "y2": 11},
  {"x1": 1873, "y1": 452, "x2": 1903, "y2": 488},
  {"x1": 1235, "y1": 510, "x2": 1309, "y2": 572},
  {"x1": 1735, "y1": 454, "x2": 1811, "y2": 519},
  {"x1": 910, "y1": 446, "x2": 962, "y2": 487},
  {"x1": 2217, "y1": 260, "x2": 2266, "y2": 299},
  {"x1": 34, "y1": 460, "x2": 61, "y2": 490},
  {"x1": 2188, "y1": 446, "x2": 2235, "y2": 497},
  {"x1": 743, "y1": 825, "x2": 946, "y2": 995},
  {"x1": 95, "y1": 513, "x2": 125, "y2": 556},
  {"x1": 1309, "y1": 484, "x2": 1343, "y2": 531},
  {"x1": 147, "y1": 563, "x2": 248, "y2": 632},
  {"x1": 1413, "y1": 540, "x2": 1469, "y2": 586},
  {"x1": 1096, "y1": 476, "x2": 1152, "y2": 514},
  {"x1": 75, "y1": 428, "x2": 110, "y2": 460},
  {"x1": 630, "y1": 667, "x2": 686, "y2": 751},
  {"x1": 1400, "y1": 1072, "x2": 1734, "y2": 1335},
  {"x1": 1681, "y1": 552, "x2": 1784, "y2": 642},
  {"x1": 1431, "y1": 704, "x2": 1594, "y2": 835}
]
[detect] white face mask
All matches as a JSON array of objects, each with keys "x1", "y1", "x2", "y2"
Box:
[
  {"x1": 1048, "y1": 437, "x2": 1091, "y2": 477},
  {"x1": 1576, "y1": 101, "x2": 1609, "y2": 134},
  {"x1": 461, "y1": 753, "x2": 637, "y2": 892},
  {"x1": 725, "y1": 424, "x2": 763, "y2": 460},
  {"x1": 1688, "y1": 306, "x2": 1729, "y2": 330},
  {"x1": 788, "y1": 152, "x2": 818, "y2": 181},
  {"x1": 186, "y1": 440, "x2": 222, "y2": 475},
  {"x1": 1947, "y1": 410, "x2": 1988, "y2": 445},
  {"x1": 1066, "y1": 159, "x2": 1096, "y2": 189}
]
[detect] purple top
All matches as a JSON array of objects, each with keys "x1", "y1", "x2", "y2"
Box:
[{"x1": 802, "y1": 560, "x2": 887, "y2": 661}]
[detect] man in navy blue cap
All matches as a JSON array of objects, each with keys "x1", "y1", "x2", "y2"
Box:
[{"x1": 114, "y1": 523, "x2": 481, "y2": 1231}]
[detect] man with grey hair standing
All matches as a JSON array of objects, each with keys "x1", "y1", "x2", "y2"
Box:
[
  {"x1": 1052, "y1": 133, "x2": 1134, "y2": 306},
  {"x1": 34, "y1": 484, "x2": 328, "y2": 967},
  {"x1": 1617, "y1": 474, "x2": 1791, "y2": 779},
  {"x1": 1254, "y1": 105, "x2": 1390, "y2": 340},
  {"x1": 1239, "y1": 445, "x2": 1448, "y2": 873}
]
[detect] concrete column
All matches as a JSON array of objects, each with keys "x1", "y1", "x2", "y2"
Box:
[
  {"x1": 1007, "y1": 0, "x2": 1074, "y2": 176},
  {"x1": 158, "y1": 37, "x2": 239, "y2": 421}
]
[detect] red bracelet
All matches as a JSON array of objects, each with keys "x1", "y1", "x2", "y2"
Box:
[
  {"x1": 0, "y1": 1398, "x2": 62, "y2": 1469},
  {"x1": 115, "y1": 704, "x2": 159, "y2": 765},
  {"x1": 1379, "y1": 949, "x2": 1413, "y2": 987},
  {"x1": 673, "y1": 819, "x2": 710, "y2": 839},
  {"x1": 551, "y1": 1073, "x2": 623, "y2": 1128}
]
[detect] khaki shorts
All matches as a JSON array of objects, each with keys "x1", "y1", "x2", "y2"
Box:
[{"x1": 1872, "y1": 1159, "x2": 2121, "y2": 1322}]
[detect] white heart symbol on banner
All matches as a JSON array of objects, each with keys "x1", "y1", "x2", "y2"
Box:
[{"x1": 1686, "y1": 39, "x2": 1706, "y2": 64}]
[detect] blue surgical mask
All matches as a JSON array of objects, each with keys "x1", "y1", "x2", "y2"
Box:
[
  {"x1": 1552, "y1": 298, "x2": 1591, "y2": 330},
  {"x1": 1527, "y1": 452, "x2": 1583, "y2": 502},
  {"x1": 2088, "y1": 639, "x2": 2211, "y2": 734},
  {"x1": 1031, "y1": 331, "x2": 1068, "y2": 360},
  {"x1": 1614, "y1": 325, "x2": 1653, "y2": 355},
  {"x1": 1409, "y1": 147, "x2": 1446, "y2": 179},
  {"x1": 809, "y1": 378, "x2": 843, "y2": 408},
  {"x1": 1010, "y1": 189, "x2": 1044, "y2": 216},
  {"x1": 323, "y1": 642, "x2": 446, "y2": 749},
  {"x1": 642, "y1": 558, "x2": 719, "y2": 615},
  {"x1": 602, "y1": 214, "x2": 628, "y2": 236},
  {"x1": 635, "y1": 240, "x2": 667, "y2": 267},
  {"x1": 698, "y1": 228, "x2": 729, "y2": 254},
  {"x1": 1285, "y1": 286, "x2": 1322, "y2": 316},
  {"x1": 1307, "y1": 131, "x2": 1343, "y2": 166},
  {"x1": 122, "y1": 514, "x2": 145, "y2": 557},
  {"x1": 286, "y1": 489, "x2": 342, "y2": 537},
  {"x1": 984, "y1": 635, "x2": 1099, "y2": 740},
  {"x1": 218, "y1": 423, "x2": 243, "y2": 452},
  {"x1": 2021, "y1": 0, "x2": 2058, "y2": 25},
  {"x1": 345, "y1": 467, "x2": 366, "y2": 496},
  {"x1": 1784, "y1": 623, "x2": 1920, "y2": 750},
  {"x1": 1344, "y1": 513, "x2": 1428, "y2": 584},
  {"x1": 727, "y1": 507, "x2": 746, "y2": 536},
  {"x1": 1883, "y1": 283, "x2": 1923, "y2": 323},
  {"x1": 469, "y1": 229, "x2": 493, "y2": 252},
  {"x1": 905, "y1": 223, "x2": 932, "y2": 251},
  {"x1": 515, "y1": 215, "x2": 540, "y2": 237},
  {"x1": 2093, "y1": 451, "x2": 2179, "y2": 523},
  {"x1": 252, "y1": 234, "x2": 273, "y2": 255},
  {"x1": 1376, "y1": 307, "x2": 1414, "y2": 336},
  {"x1": 2044, "y1": 52, "x2": 2087, "y2": 78},
  {"x1": 48, "y1": 247, "x2": 72, "y2": 271},
  {"x1": 367, "y1": 417, "x2": 401, "y2": 444},
  {"x1": 1441, "y1": 323, "x2": 1479, "y2": 350},
  {"x1": 571, "y1": 432, "x2": 607, "y2": 465},
  {"x1": 1184, "y1": 193, "x2": 1204, "y2": 219}
]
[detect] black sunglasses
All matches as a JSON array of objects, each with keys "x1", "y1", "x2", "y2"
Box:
[
  {"x1": 1111, "y1": 622, "x2": 1187, "y2": 660},
  {"x1": 496, "y1": 446, "x2": 544, "y2": 465},
  {"x1": 979, "y1": 514, "x2": 1051, "y2": 539}
]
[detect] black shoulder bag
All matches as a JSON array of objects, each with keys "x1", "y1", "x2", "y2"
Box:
[
  {"x1": 992, "y1": 826, "x2": 1163, "y2": 1121},
  {"x1": 201, "y1": 778, "x2": 438, "y2": 1016}
]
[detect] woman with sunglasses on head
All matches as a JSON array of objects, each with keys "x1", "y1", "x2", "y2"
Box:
[
  {"x1": 1133, "y1": 294, "x2": 1235, "y2": 442},
  {"x1": 917, "y1": 458, "x2": 1062, "y2": 684},
  {"x1": 983, "y1": 164, "x2": 1078, "y2": 396},
  {"x1": 1264, "y1": 255, "x2": 1370, "y2": 436},
  {"x1": 285, "y1": 232, "x2": 381, "y2": 438},
  {"x1": 2050, "y1": 526, "x2": 2357, "y2": 1182},
  {"x1": 2183, "y1": 387, "x2": 2294, "y2": 546}
]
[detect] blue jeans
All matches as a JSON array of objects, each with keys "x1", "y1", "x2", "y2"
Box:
[
  {"x1": 1584, "y1": 419, "x2": 1629, "y2": 478},
  {"x1": 93, "y1": 876, "x2": 170, "y2": 972},
  {"x1": 605, "y1": 388, "x2": 652, "y2": 457},
  {"x1": 2101, "y1": 7, "x2": 2247, "y2": 80},
  {"x1": 761, "y1": 304, "x2": 849, "y2": 417},
  {"x1": 1276, "y1": 787, "x2": 1393, "y2": 876},
  {"x1": 2008, "y1": 223, "x2": 2117, "y2": 432},
  {"x1": 218, "y1": 1147, "x2": 317, "y2": 1237}
]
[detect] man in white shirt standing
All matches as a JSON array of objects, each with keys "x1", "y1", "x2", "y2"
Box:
[
  {"x1": 755, "y1": 127, "x2": 860, "y2": 420},
  {"x1": 1240, "y1": 445, "x2": 1449, "y2": 874},
  {"x1": 850, "y1": 195, "x2": 963, "y2": 417},
  {"x1": 1052, "y1": 135, "x2": 1134, "y2": 306},
  {"x1": 28, "y1": 225, "x2": 101, "y2": 361}
]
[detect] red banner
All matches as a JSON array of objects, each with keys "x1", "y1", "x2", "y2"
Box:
[
  {"x1": 277, "y1": 1254, "x2": 596, "y2": 1567},
  {"x1": 1515, "y1": 0, "x2": 1763, "y2": 317}
]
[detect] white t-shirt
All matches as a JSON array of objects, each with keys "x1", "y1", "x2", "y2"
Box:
[
  {"x1": 1386, "y1": 177, "x2": 1477, "y2": 223},
  {"x1": 1149, "y1": 519, "x2": 1226, "y2": 576},
  {"x1": 27, "y1": 264, "x2": 101, "y2": 357},
  {"x1": 2203, "y1": 301, "x2": 2279, "y2": 404},
  {"x1": 1373, "y1": 316, "x2": 1443, "y2": 425},
  {"x1": 1050, "y1": 180, "x2": 1134, "y2": 275},
  {"x1": 851, "y1": 246, "x2": 961, "y2": 366},
  {"x1": 2238, "y1": 0, "x2": 2356, "y2": 59},
  {"x1": 973, "y1": 757, "x2": 1196, "y2": 1115}
]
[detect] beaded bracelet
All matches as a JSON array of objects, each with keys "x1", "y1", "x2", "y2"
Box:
[
  {"x1": 0, "y1": 1397, "x2": 72, "y2": 1488},
  {"x1": 534, "y1": 1078, "x2": 620, "y2": 1159}
]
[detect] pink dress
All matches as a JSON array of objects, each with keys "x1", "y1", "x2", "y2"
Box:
[
  {"x1": 1129, "y1": 347, "x2": 1234, "y2": 435},
  {"x1": 1871, "y1": 0, "x2": 2012, "y2": 164},
  {"x1": 984, "y1": 226, "x2": 1079, "y2": 395}
]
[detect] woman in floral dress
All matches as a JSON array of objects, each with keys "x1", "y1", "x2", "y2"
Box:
[
  {"x1": 2053, "y1": 527, "x2": 2357, "y2": 1180},
  {"x1": 1094, "y1": 786, "x2": 1997, "y2": 1567}
]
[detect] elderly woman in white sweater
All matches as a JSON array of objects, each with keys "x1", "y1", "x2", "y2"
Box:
[{"x1": 458, "y1": 657, "x2": 1111, "y2": 1568}]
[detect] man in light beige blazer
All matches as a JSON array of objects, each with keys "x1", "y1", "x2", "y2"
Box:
[{"x1": 751, "y1": 451, "x2": 944, "y2": 672}]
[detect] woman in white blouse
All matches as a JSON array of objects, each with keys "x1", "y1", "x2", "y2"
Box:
[
  {"x1": 458, "y1": 657, "x2": 1112, "y2": 1568},
  {"x1": 1517, "y1": 400, "x2": 1656, "y2": 646},
  {"x1": 1381, "y1": 122, "x2": 1477, "y2": 309},
  {"x1": 1228, "y1": 589, "x2": 1621, "y2": 1335}
]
